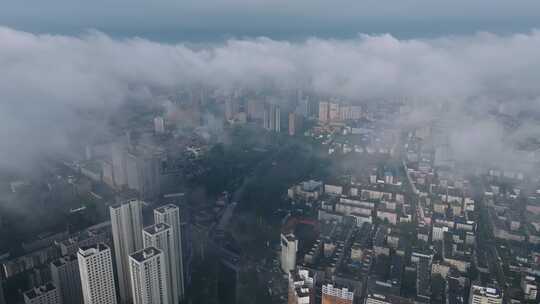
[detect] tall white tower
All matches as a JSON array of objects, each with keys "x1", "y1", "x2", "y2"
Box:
[
  {"x1": 143, "y1": 223, "x2": 177, "y2": 304},
  {"x1": 154, "y1": 116, "x2": 165, "y2": 134},
  {"x1": 280, "y1": 233, "x2": 298, "y2": 273},
  {"x1": 129, "y1": 247, "x2": 170, "y2": 304},
  {"x1": 110, "y1": 199, "x2": 144, "y2": 303},
  {"x1": 77, "y1": 244, "x2": 117, "y2": 304},
  {"x1": 111, "y1": 143, "x2": 127, "y2": 188},
  {"x1": 154, "y1": 204, "x2": 185, "y2": 302}
]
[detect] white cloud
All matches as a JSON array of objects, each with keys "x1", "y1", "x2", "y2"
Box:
[{"x1": 1, "y1": 26, "x2": 540, "y2": 170}]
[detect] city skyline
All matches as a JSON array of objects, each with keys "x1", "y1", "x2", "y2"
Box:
[{"x1": 1, "y1": 2, "x2": 540, "y2": 304}]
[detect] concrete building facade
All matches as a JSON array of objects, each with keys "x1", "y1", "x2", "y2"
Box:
[
  {"x1": 143, "y1": 223, "x2": 178, "y2": 304},
  {"x1": 129, "y1": 247, "x2": 170, "y2": 304},
  {"x1": 77, "y1": 244, "x2": 117, "y2": 304},
  {"x1": 50, "y1": 254, "x2": 83, "y2": 304},
  {"x1": 23, "y1": 283, "x2": 60, "y2": 304},
  {"x1": 110, "y1": 199, "x2": 144, "y2": 304},
  {"x1": 154, "y1": 204, "x2": 185, "y2": 302},
  {"x1": 281, "y1": 233, "x2": 298, "y2": 273}
]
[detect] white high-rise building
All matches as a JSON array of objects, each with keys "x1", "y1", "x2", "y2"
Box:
[
  {"x1": 415, "y1": 252, "x2": 433, "y2": 301},
  {"x1": 110, "y1": 199, "x2": 144, "y2": 304},
  {"x1": 23, "y1": 283, "x2": 61, "y2": 304},
  {"x1": 281, "y1": 233, "x2": 298, "y2": 273},
  {"x1": 274, "y1": 105, "x2": 281, "y2": 132},
  {"x1": 125, "y1": 148, "x2": 162, "y2": 199},
  {"x1": 143, "y1": 223, "x2": 177, "y2": 304},
  {"x1": 111, "y1": 143, "x2": 127, "y2": 188},
  {"x1": 154, "y1": 204, "x2": 185, "y2": 302},
  {"x1": 129, "y1": 247, "x2": 170, "y2": 304},
  {"x1": 77, "y1": 244, "x2": 117, "y2": 304},
  {"x1": 319, "y1": 102, "x2": 329, "y2": 123},
  {"x1": 154, "y1": 116, "x2": 165, "y2": 134},
  {"x1": 328, "y1": 102, "x2": 340, "y2": 122},
  {"x1": 50, "y1": 254, "x2": 83, "y2": 304},
  {"x1": 263, "y1": 103, "x2": 281, "y2": 132}
]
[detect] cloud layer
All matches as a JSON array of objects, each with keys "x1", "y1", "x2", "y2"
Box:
[{"x1": 1, "y1": 26, "x2": 540, "y2": 171}]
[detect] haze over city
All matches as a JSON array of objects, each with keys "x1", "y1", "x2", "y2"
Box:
[{"x1": 1, "y1": 1, "x2": 540, "y2": 304}]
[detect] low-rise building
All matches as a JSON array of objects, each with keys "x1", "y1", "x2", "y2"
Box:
[
  {"x1": 468, "y1": 284, "x2": 503, "y2": 304},
  {"x1": 288, "y1": 269, "x2": 315, "y2": 304},
  {"x1": 23, "y1": 283, "x2": 60, "y2": 304},
  {"x1": 322, "y1": 283, "x2": 353, "y2": 304}
]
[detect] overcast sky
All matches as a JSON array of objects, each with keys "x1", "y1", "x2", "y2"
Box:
[{"x1": 2, "y1": 1, "x2": 540, "y2": 41}]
